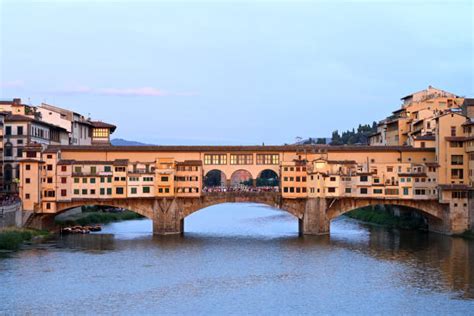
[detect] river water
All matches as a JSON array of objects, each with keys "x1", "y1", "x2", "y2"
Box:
[{"x1": 1, "y1": 203, "x2": 473, "y2": 315}]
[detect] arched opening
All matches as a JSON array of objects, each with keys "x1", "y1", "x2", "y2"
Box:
[
  {"x1": 53, "y1": 204, "x2": 150, "y2": 234},
  {"x1": 204, "y1": 169, "x2": 226, "y2": 187},
  {"x1": 185, "y1": 202, "x2": 299, "y2": 237},
  {"x1": 230, "y1": 169, "x2": 253, "y2": 187},
  {"x1": 4, "y1": 164, "x2": 12, "y2": 182},
  {"x1": 332, "y1": 204, "x2": 441, "y2": 233},
  {"x1": 256, "y1": 169, "x2": 279, "y2": 187},
  {"x1": 4, "y1": 142, "x2": 12, "y2": 158}
]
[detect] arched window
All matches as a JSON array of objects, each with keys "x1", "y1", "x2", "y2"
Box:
[
  {"x1": 4, "y1": 142, "x2": 12, "y2": 157},
  {"x1": 4, "y1": 164, "x2": 12, "y2": 182}
]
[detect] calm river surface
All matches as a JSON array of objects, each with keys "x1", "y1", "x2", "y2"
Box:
[{"x1": 1, "y1": 203, "x2": 473, "y2": 315}]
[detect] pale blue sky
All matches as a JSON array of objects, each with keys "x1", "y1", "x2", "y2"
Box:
[{"x1": 1, "y1": 0, "x2": 473, "y2": 145}]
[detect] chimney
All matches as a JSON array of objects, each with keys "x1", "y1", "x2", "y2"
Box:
[{"x1": 12, "y1": 98, "x2": 21, "y2": 105}]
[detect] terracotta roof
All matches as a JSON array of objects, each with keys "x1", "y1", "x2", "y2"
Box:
[
  {"x1": 439, "y1": 184, "x2": 472, "y2": 191},
  {"x1": 44, "y1": 145, "x2": 436, "y2": 153},
  {"x1": 90, "y1": 121, "x2": 117, "y2": 133},
  {"x1": 176, "y1": 160, "x2": 203, "y2": 166},
  {"x1": 415, "y1": 135, "x2": 435, "y2": 141},
  {"x1": 462, "y1": 120, "x2": 474, "y2": 126},
  {"x1": 327, "y1": 160, "x2": 357, "y2": 165},
  {"x1": 113, "y1": 159, "x2": 129, "y2": 166},
  {"x1": 5, "y1": 114, "x2": 68, "y2": 131},
  {"x1": 57, "y1": 160, "x2": 112, "y2": 165},
  {"x1": 398, "y1": 173, "x2": 427, "y2": 177},
  {"x1": 18, "y1": 159, "x2": 45, "y2": 163},
  {"x1": 445, "y1": 136, "x2": 468, "y2": 142}
]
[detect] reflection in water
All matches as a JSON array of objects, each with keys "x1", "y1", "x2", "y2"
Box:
[{"x1": 0, "y1": 203, "x2": 473, "y2": 314}]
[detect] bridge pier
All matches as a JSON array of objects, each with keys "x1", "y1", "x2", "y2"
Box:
[
  {"x1": 299, "y1": 198, "x2": 329, "y2": 235},
  {"x1": 152, "y1": 198, "x2": 183, "y2": 235}
]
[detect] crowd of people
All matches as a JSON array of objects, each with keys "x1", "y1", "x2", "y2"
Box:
[
  {"x1": 0, "y1": 195, "x2": 20, "y2": 207},
  {"x1": 202, "y1": 185, "x2": 279, "y2": 193}
]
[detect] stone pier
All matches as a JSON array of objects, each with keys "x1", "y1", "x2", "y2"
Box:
[{"x1": 299, "y1": 198, "x2": 329, "y2": 235}]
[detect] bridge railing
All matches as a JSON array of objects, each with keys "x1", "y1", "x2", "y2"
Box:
[{"x1": 202, "y1": 186, "x2": 279, "y2": 194}]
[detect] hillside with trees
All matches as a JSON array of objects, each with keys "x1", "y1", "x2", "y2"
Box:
[{"x1": 330, "y1": 122, "x2": 378, "y2": 145}]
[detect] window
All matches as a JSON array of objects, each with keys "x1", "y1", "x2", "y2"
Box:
[
  {"x1": 61, "y1": 177, "x2": 67, "y2": 184},
  {"x1": 90, "y1": 178, "x2": 96, "y2": 184},
  {"x1": 143, "y1": 186, "x2": 151, "y2": 194},
  {"x1": 328, "y1": 187, "x2": 336, "y2": 193},
  {"x1": 47, "y1": 164, "x2": 53, "y2": 171},
  {"x1": 61, "y1": 166, "x2": 67, "y2": 172},
  {"x1": 204, "y1": 154, "x2": 227, "y2": 165},
  {"x1": 360, "y1": 175, "x2": 368, "y2": 182},
  {"x1": 46, "y1": 203, "x2": 51, "y2": 210},
  {"x1": 345, "y1": 188, "x2": 351, "y2": 193},
  {"x1": 451, "y1": 155, "x2": 464, "y2": 165},
  {"x1": 101, "y1": 177, "x2": 105, "y2": 183},
  {"x1": 61, "y1": 189, "x2": 67, "y2": 197},
  {"x1": 452, "y1": 191, "x2": 467, "y2": 199},
  {"x1": 5, "y1": 126, "x2": 11, "y2": 136},
  {"x1": 165, "y1": 188, "x2": 170, "y2": 193},
  {"x1": 90, "y1": 189, "x2": 96, "y2": 195},
  {"x1": 26, "y1": 151, "x2": 35, "y2": 158},
  {"x1": 230, "y1": 154, "x2": 253, "y2": 165},
  {"x1": 100, "y1": 188, "x2": 105, "y2": 195},
  {"x1": 17, "y1": 148, "x2": 23, "y2": 158},
  {"x1": 385, "y1": 188, "x2": 399, "y2": 195},
  {"x1": 403, "y1": 187, "x2": 410, "y2": 195},
  {"x1": 284, "y1": 187, "x2": 288, "y2": 193},
  {"x1": 93, "y1": 128, "x2": 109, "y2": 138},
  {"x1": 116, "y1": 187, "x2": 124, "y2": 194},
  {"x1": 90, "y1": 166, "x2": 97, "y2": 174},
  {"x1": 360, "y1": 188, "x2": 368, "y2": 194},
  {"x1": 26, "y1": 178, "x2": 31, "y2": 184},
  {"x1": 330, "y1": 177, "x2": 336, "y2": 182},
  {"x1": 26, "y1": 165, "x2": 31, "y2": 171},
  {"x1": 161, "y1": 176, "x2": 169, "y2": 182},
  {"x1": 107, "y1": 177, "x2": 112, "y2": 183},
  {"x1": 74, "y1": 166, "x2": 82, "y2": 173},
  {"x1": 25, "y1": 193, "x2": 30, "y2": 199},
  {"x1": 4, "y1": 143, "x2": 12, "y2": 157},
  {"x1": 82, "y1": 178, "x2": 87, "y2": 184},
  {"x1": 115, "y1": 167, "x2": 126, "y2": 172},
  {"x1": 451, "y1": 126, "x2": 456, "y2": 137},
  {"x1": 104, "y1": 166, "x2": 112, "y2": 172},
  {"x1": 131, "y1": 187, "x2": 137, "y2": 194},
  {"x1": 82, "y1": 189, "x2": 87, "y2": 195},
  {"x1": 74, "y1": 178, "x2": 79, "y2": 183},
  {"x1": 74, "y1": 189, "x2": 80, "y2": 195},
  {"x1": 256, "y1": 154, "x2": 279, "y2": 165},
  {"x1": 450, "y1": 141, "x2": 463, "y2": 148},
  {"x1": 451, "y1": 169, "x2": 464, "y2": 180},
  {"x1": 373, "y1": 189, "x2": 383, "y2": 194},
  {"x1": 47, "y1": 177, "x2": 53, "y2": 183},
  {"x1": 107, "y1": 188, "x2": 112, "y2": 195}
]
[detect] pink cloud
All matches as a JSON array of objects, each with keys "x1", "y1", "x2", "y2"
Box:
[
  {"x1": 57, "y1": 86, "x2": 196, "y2": 97},
  {"x1": 0, "y1": 80, "x2": 24, "y2": 88}
]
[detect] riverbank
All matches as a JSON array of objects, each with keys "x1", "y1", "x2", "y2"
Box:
[
  {"x1": 454, "y1": 230, "x2": 474, "y2": 240},
  {"x1": 0, "y1": 228, "x2": 51, "y2": 251},
  {"x1": 345, "y1": 206, "x2": 426, "y2": 230},
  {"x1": 55, "y1": 211, "x2": 144, "y2": 227}
]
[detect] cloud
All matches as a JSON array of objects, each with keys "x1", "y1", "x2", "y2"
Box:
[
  {"x1": 0, "y1": 80, "x2": 24, "y2": 88},
  {"x1": 57, "y1": 86, "x2": 196, "y2": 97}
]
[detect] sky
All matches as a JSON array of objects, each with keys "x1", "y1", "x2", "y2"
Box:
[{"x1": 0, "y1": 0, "x2": 473, "y2": 145}]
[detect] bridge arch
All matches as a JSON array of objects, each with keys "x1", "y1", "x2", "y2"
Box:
[
  {"x1": 230, "y1": 169, "x2": 253, "y2": 186},
  {"x1": 256, "y1": 169, "x2": 279, "y2": 187},
  {"x1": 204, "y1": 169, "x2": 227, "y2": 187},
  {"x1": 178, "y1": 192, "x2": 304, "y2": 220},
  {"x1": 55, "y1": 198, "x2": 157, "y2": 220},
  {"x1": 326, "y1": 198, "x2": 446, "y2": 230}
]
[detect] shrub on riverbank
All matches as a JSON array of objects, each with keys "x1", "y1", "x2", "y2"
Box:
[
  {"x1": 345, "y1": 206, "x2": 426, "y2": 230},
  {"x1": 55, "y1": 211, "x2": 143, "y2": 227},
  {"x1": 454, "y1": 230, "x2": 474, "y2": 240},
  {"x1": 0, "y1": 228, "x2": 50, "y2": 251}
]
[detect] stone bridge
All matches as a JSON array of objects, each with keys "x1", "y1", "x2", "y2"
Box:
[{"x1": 27, "y1": 193, "x2": 451, "y2": 235}]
